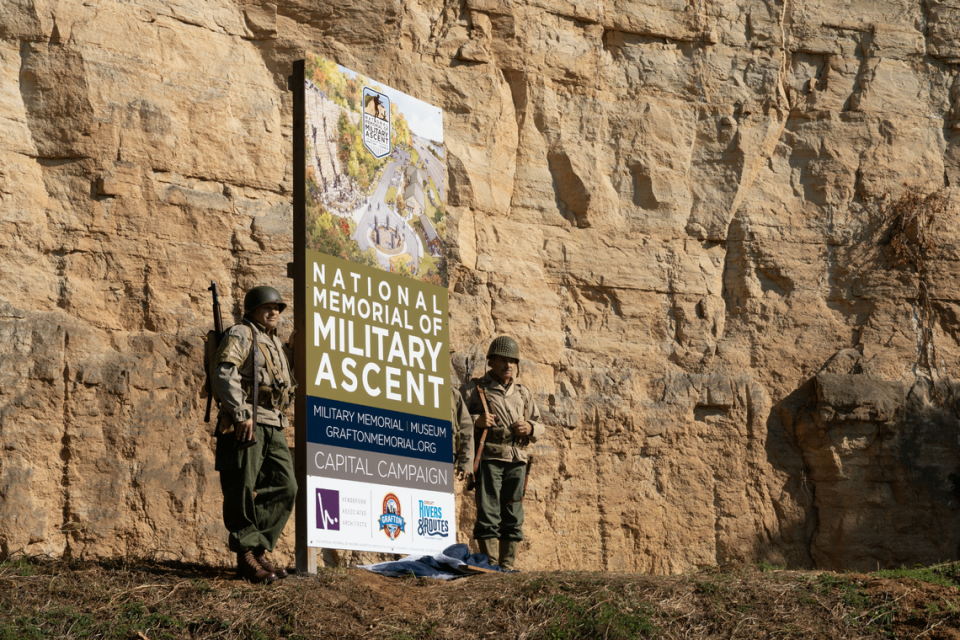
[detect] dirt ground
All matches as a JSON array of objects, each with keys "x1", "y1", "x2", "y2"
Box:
[{"x1": 4, "y1": 554, "x2": 960, "y2": 639}]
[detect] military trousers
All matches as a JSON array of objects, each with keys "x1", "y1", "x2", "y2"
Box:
[
  {"x1": 473, "y1": 459, "x2": 526, "y2": 541},
  {"x1": 216, "y1": 423, "x2": 297, "y2": 553}
]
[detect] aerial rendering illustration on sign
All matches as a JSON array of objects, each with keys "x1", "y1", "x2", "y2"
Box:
[{"x1": 303, "y1": 53, "x2": 447, "y2": 287}]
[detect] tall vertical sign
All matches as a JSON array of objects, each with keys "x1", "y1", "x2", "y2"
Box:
[{"x1": 293, "y1": 54, "x2": 452, "y2": 559}]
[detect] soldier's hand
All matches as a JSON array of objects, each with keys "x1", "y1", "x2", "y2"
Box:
[
  {"x1": 235, "y1": 419, "x2": 255, "y2": 443},
  {"x1": 510, "y1": 420, "x2": 531, "y2": 437},
  {"x1": 474, "y1": 413, "x2": 498, "y2": 430}
]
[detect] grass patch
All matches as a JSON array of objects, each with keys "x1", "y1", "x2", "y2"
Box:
[
  {"x1": 874, "y1": 563, "x2": 960, "y2": 589},
  {"x1": 4, "y1": 555, "x2": 960, "y2": 639},
  {"x1": 423, "y1": 192, "x2": 438, "y2": 222},
  {"x1": 3, "y1": 557, "x2": 37, "y2": 577},
  {"x1": 0, "y1": 603, "x2": 192, "y2": 640},
  {"x1": 410, "y1": 218, "x2": 440, "y2": 278},
  {"x1": 425, "y1": 176, "x2": 442, "y2": 221},
  {"x1": 408, "y1": 146, "x2": 420, "y2": 166},
  {"x1": 538, "y1": 593, "x2": 656, "y2": 639},
  {"x1": 523, "y1": 575, "x2": 657, "y2": 640},
  {"x1": 817, "y1": 573, "x2": 898, "y2": 636},
  {"x1": 694, "y1": 579, "x2": 729, "y2": 596},
  {"x1": 417, "y1": 252, "x2": 438, "y2": 278},
  {"x1": 385, "y1": 185, "x2": 397, "y2": 204}
]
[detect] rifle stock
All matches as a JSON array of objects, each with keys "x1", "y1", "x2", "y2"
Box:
[
  {"x1": 204, "y1": 282, "x2": 224, "y2": 423},
  {"x1": 521, "y1": 455, "x2": 534, "y2": 499},
  {"x1": 204, "y1": 385, "x2": 214, "y2": 423},
  {"x1": 466, "y1": 383, "x2": 492, "y2": 491}
]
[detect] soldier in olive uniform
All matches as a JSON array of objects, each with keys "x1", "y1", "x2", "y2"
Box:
[
  {"x1": 212, "y1": 286, "x2": 298, "y2": 584},
  {"x1": 461, "y1": 336, "x2": 543, "y2": 570}
]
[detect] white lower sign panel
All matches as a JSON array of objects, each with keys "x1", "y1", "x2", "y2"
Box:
[{"x1": 307, "y1": 475, "x2": 456, "y2": 554}]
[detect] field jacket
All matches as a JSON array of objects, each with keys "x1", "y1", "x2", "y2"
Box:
[
  {"x1": 461, "y1": 373, "x2": 543, "y2": 464},
  {"x1": 212, "y1": 320, "x2": 295, "y2": 429}
]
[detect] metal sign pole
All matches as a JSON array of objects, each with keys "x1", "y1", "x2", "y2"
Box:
[{"x1": 291, "y1": 60, "x2": 318, "y2": 575}]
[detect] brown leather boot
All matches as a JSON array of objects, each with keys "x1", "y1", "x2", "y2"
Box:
[
  {"x1": 237, "y1": 550, "x2": 278, "y2": 584},
  {"x1": 255, "y1": 550, "x2": 288, "y2": 579}
]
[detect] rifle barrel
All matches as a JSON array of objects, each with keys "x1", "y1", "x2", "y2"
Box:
[
  {"x1": 209, "y1": 282, "x2": 224, "y2": 337},
  {"x1": 521, "y1": 456, "x2": 534, "y2": 498},
  {"x1": 204, "y1": 281, "x2": 223, "y2": 424}
]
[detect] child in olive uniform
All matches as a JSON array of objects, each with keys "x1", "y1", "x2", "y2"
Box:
[
  {"x1": 212, "y1": 285, "x2": 297, "y2": 584},
  {"x1": 461, "y1": 336, "x2": 543, "y2": 570}
]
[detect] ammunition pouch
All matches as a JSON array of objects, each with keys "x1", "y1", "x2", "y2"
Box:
[
  {"x1": 474, "y1": 426, "x2": 529, "y2": 458},
  {"x1": 482, "y1": 442, "x2": 506, "y2": 458},
  {"x1": 254, "y1": 332, "x2": 296, "y2": 412},
  {"x1": 239, "y1": 330, "x2": 296, "y2": 413},
  {"x1": 480, "y1": 426, "x2": 507, "y2": 444},
  {"x1": 242, "y1": 381, "x2": 294, "y2": 412}
]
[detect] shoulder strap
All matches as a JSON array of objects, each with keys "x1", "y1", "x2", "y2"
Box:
[
  {"x1": 227, "y1": 323, "x2": 253, "y2": 356},
  {"x1": 243, "y1": 319, "x2": 259, "y2": 427},
  {"x1": 259, "y1": 335, "x2": 284, "y2": 385}
]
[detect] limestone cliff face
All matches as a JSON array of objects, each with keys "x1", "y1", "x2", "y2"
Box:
[{"x1": 3, "y1": 0, "x2": 960, "y2": 573}]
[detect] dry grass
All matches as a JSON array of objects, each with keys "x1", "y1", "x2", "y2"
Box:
[
  {"x1": 883, "y1": 186, "x2": 952, "y2": 404},
  {"x1": 3, "y1": 554, "x2": 960, "y2": 639}
]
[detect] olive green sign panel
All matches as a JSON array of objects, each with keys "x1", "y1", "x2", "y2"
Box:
[{"x1": 305, "y1": 250, "x2": 450, "y2": 422}]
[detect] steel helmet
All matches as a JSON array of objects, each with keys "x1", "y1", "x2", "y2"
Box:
[
  {"x1": 244, "y1": 285, "x2": 287, "y2": 315},
  {"x1": 487, "y1": 335, "x2": 519, "y2": 360}
]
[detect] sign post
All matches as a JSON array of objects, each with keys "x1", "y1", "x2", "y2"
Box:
[
  {"x1": 293, "y1": 54, "x2": 451, "y2": 569},
  {"x1": 291, "y1": 60, "x2": 316, "y2": 573}
]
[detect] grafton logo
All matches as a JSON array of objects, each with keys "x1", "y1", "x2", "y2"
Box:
[
  {"x1": 378, "y1": 492, "x2": 405, "y2": 540},
  {"x1": 315, "y1": 488, "x2": 340, "y2": 531}
]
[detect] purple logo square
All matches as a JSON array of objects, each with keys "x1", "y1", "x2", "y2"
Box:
[{"x1": 316, "y1": 488, "x2": 340, "y2": 531}]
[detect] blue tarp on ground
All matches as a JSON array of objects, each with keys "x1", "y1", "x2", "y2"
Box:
[{"x1": 357, "y1": 544, "x2": 507, "y2": 579}]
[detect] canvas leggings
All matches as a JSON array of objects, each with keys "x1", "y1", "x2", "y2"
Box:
[
  {"x1": 216, "y1": 423, "x2": 298, "y2": 553},
  {"x1": 473, "y1": 460, "x2": 526, "y2": 541}
]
